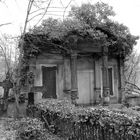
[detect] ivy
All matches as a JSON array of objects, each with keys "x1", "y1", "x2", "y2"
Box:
[
  {"x1": 19, "y1": 2, "x2": 139, "y2": 84},
  {"x1": 22, "y1": 2, "x2": 139, "y2": 58},
  {"x1": 5, "y1": 117, "x2": 63, "y2": 140},
  {"x1": 28, "y1": 99, "x2": 140, "y2": 139}
]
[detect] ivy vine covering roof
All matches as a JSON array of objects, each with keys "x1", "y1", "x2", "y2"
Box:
[{"x1": 21, "y1": 2, "x2": 139, "y2": 59}]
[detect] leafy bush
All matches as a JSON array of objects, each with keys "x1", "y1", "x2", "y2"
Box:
[
  {"x1": 5, "y1": 117, "x2": 63, "y2": 140},
  {"x1": 28, "y1": 99, "x2": 140, "y2": 140}
]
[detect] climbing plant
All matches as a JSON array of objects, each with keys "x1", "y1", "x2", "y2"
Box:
[{"x1": 19, "y1": 2, "x2": 139, "y2": 84}]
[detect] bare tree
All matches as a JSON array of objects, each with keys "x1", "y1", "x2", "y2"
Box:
[
  {"x1": 0, "y1": 23, "x2": 11, "y2": 27},
  {"x1": 0, "y1": 34, "x2": 18, "y2": 112},
  {"x1": 0, "y1": 0, "x2": 77, "y2": 116},
  {"x1": 124, "y1": 52, "x2": 140, "y2": 94},
  {"x1": 13, "y1": 0, "x2": 57, "y2": 117}
]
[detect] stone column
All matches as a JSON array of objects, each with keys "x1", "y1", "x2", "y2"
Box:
[
  {"x1": 93, "y1": 60, "x2": 97, "y2": 104},
  {"x1": 102, "y1": 46, "x2": 110, "y2": 105},
  {"x1": 118, "y1": 57, "x2": 125, "y2": 103},
  {"x1": 93, "y1": 59, "x2": 101, "y2": 104},
  {"x1": 70, "y1": 53, "x2": 78, "y2": 104},
  {"x1": 27, "y1": 60, "x2": 36, "y2": 105},
  {"x1": 28, "y1": 59, "x2": 36, "y2": 92},
  {"x1": 63, "y1": 56, "x2": 71, "y2": 99}
]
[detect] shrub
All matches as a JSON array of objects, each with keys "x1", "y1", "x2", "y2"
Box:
[
  {"x1": 28, "y1": 99, "x2": 140, "y2": 140},
  {"x1": 5, "y1": 117, "x2": 63, "y2": 140}
]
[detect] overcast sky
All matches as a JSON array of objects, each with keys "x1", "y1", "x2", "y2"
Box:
[{"x1": 0, "y1": 0, "x2": 140, "y2": 53}]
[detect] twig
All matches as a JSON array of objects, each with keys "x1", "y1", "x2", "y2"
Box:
[
  {"x1": 42, "y1": 114, "x2": 50, "y2": 129},
  {"x1": 59, "y1": 0, "x2": 64, "y2": 7},
  {"x1": 28, "y1": 13, "x2": 42, "y2": 22},
  {"x1": 125, "y1": 81, "x2": 140, "y2": 91},
  {"x1": 0, "y1": 23, "x2": 11, "y2": 27},
  {"x1": 30, "y1": 8, "x2": 45, "y2": 15},
  {"x1": 35, "y1": 0, "x2": 52, "y2": 26},
  {"x1": 63, "y1": 0, "x2": 73, "y2": 20},
  {"x1": 0, "y1": 44, "x2": 10, "y2": 71},
  {"x1": 23, "y1": 0, "x2": 35, "y2": 34}
]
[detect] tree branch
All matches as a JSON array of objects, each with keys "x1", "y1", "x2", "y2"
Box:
[
  {"x1": 63, "y1": 0, "x2": 73, "y2": 20},
  {"x1": 0, "y1": 44, "x2": 10, "y2": 72},
  {"x1": 0, "y1": 22, "x2": 11, "y2": 27},
  {"x1": 23, "y1": 0, "x2": 34, "y2": 34},
  {"x1": 28, "y1": 13, "x2": 42, "y2": 22},
  {"x1": 35, "y1": 0, "x2": 52, "y2": 26},
  {"x1": 125, "y1": 81, "x2": 140, "y2": 91}
]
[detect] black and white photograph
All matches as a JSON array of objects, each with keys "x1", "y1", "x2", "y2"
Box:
[{"x1": 0, "y1": 0, "x2": 140, "y2": 139}]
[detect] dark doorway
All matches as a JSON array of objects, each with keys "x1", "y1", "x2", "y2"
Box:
[
  {"x1": 28, "y1": 92, "x2": 34, "y2": 105},
  {"x1": 108, "y1": 68, "x2": 113, "y2": 95},
  {"x1": 42, "y1": 66, "x2": 57, "y2": 98}
]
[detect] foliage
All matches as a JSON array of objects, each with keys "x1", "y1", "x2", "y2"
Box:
[
  {"x1": 4, "y1": 117, "x2": 63, "y2": 140},
  {"x1": 28, "y1": 99, "x2": 140, "y2": 139},
  {"x1": 27, "y1": 2, "x2": 139, "y2": 57},
  {"x1": 19, "y1": 2, "x2": 139, "y2": 86},
  {"x1": 5, "y1": 117, "x2": 44, "y2": 140},
  {"x1": 0, "y1": 118, "x2": 16, "y2": 140},
  {"x1": 69, "y1": 2, "x2": 115, "y2": 26}
]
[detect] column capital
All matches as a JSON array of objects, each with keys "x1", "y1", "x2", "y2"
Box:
[
  {"x1": 102, "y1": 46, "x2": 108, "y2": 56},
  {"x1": 70, "y1": 52, "x2": 77, "y2": 58}
]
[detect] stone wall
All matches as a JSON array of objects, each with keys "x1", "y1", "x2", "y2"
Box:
[{"x1": 29, "y1": 54, "x2": 120, "y2": 104}]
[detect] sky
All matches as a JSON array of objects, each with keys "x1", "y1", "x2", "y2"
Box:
[{"x1": 0, "y1": 0, "x2": 140, "y2": 53}]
